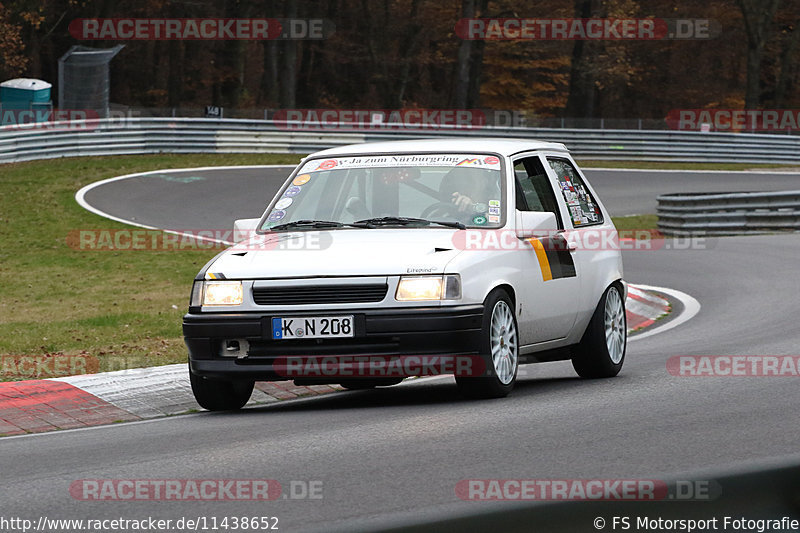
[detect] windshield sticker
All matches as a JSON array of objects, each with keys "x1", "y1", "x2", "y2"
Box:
[
  {"x1": 275, "y1": 197, "x2": 293, "y2": 209},
  {"x1": 488, "y1": 207, "x2": 500, "y2": 215},
  {"x1": 488, "y1": 200, "x2": 500, "y2": 207},
  {"x1": 474, "y1": 202, "x2": 488, "y2": 213},
  {"x1": 456, "y1": 156, "x2": 500, "y2": 167},
  {"x1": 283, "y1": 186, "x2": 302, "y2": 197},
  {"x1": 293, "y1": 174, "x2": 311, "y2": 186},
  {"x1": 488, "y1": 215, "x2": 500, "y2": 223},
  {"x1": 472, "y1": 215, "x2": 487, "y2": 225},
  {"x1": 268, "y1": 210, "x2": 286, "y2": 222},
  {"x1": 298, "y1": 154, "x2": 502, "y2": 174}
]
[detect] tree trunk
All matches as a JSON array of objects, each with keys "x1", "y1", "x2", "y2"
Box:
[
  {"x1": 466, "y1": 0, "x2": 488, "y2": 108},
  {"x1": 737, "y1": 0, "x2": 781, "y2": 109},
  {"x1": 453, "y1": 0, "x2": 475, "y2": 109},
  {"x1": 775, "y1": 17, "x2": 800, "y2": 107},
  {"x1": 280, "y1": 0, "x2": 298, "y2": 109},
  {"x1": 167, "y1": 41, "x2": 183, "y2": 107},
  {"x1": 260, "y1": 40, "x2": 279, "y2": 106},
  {"x1": 394, "y1": 0, "x2": 421, "y2": 107},
  {"x1": 565, "y1": 0, "x2": 597, "y2": 118}
]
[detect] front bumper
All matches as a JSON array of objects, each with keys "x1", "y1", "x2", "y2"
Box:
[{"x1": 184, "y1": 304, "x2": 484, "y2": 380}]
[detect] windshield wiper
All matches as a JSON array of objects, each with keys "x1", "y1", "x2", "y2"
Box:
[
  {"x1": 268, "y1": 219, "x2": 360, "y2": 231},
  {"x1": 352, "y1": 216, "x2": 465, "y2": 229}
]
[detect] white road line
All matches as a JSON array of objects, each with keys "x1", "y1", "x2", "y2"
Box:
[
  {"x1": 74, "y1": 165, "x2": 296, "y2": 244},
  {"x1": 584, "y1": 167, "x2": 800, "y2": 174},
  {"x1": 628, "y1": 284, "x2": 700, "y2": 341}
]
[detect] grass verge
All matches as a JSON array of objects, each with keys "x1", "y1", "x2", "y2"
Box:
[
  {"x1": 0, "y1": 154, "x2": 301, "y2": 381},
  {"x1": 576, "y1": 160, "x2": 797, "y2": 171},
  {"x1": 611, "y1": 214, "x2": 659, "y2": 232}
]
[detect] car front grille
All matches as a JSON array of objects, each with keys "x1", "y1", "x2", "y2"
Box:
[{"x1": 252, "y1": 284, "x2": 389, "y2": 305}]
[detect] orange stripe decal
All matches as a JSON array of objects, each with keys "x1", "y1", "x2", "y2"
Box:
[{"x1": 529, "y1": 238, "x2": 553, "y2": 282}]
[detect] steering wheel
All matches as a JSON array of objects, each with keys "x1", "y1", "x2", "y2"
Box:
[{"x1": 421, "y1": 201, "x2": 462, "y2": 219}]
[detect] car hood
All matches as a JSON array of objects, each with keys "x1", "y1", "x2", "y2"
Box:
[{"x1": 205, "y1": 229, "x2": 463, "y2": 279}]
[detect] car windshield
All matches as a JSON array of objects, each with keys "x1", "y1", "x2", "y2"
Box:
[{"x1": 261, "y1": 154, "x2": 504, "y2": 230}]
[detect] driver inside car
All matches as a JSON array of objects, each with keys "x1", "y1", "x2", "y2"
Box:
[{"x1": 441, "y1": 167, "x2": 495, "y2": 214}]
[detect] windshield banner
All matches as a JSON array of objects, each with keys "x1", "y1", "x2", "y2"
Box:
[{"x1": 298, "y1": 154, "x2": 502, "y2": 173}]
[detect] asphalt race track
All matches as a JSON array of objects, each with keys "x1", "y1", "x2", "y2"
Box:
[
  {"x1": 78, "y1": 165, "x2": 800, "y2": 229},
  {"x1": 3, "y1": 166, "x2": 800, "y2": 531}
]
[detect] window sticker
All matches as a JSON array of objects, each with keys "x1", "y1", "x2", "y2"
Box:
[
  {"x1": 473, "y1": 215, "x2": 487, "y2": 225},
  {"x1": 488, "y1": 200, "x2": 500, "y2": 207},
  {"x1": 293, "y1": 174, "x2": 311, "y2": 186},
  {"x1": 570, "y1": 205, "x2": 583, "y2": 223},
  {"x1": 275, "y1": 197, "x2": 293, "y2": 209},
  {"x1": 283, "y1": 185, "x2": 302, "y2": 197},
  {"x1": 564, "y1": 189, "x2": 580, "y2": 205},
  {"x1": 268, "y1": 210, "x2": 286, "y2": 222},
  {"x1": 549, "y1": 158, "x2": 603, "y2": 227}
]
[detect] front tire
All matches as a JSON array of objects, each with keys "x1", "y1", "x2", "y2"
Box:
[
  {"x1": 571, "y1": 283, "x2": 626, "y2": 378},
  {"x1": 189, "y1": 369, "x2": 254, "y2": 411},
  {"x1": 456, "y1": 289, "x2": 519, "y2": 399}
]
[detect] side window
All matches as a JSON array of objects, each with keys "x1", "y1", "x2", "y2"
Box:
[
  {"x1": 513, "y1": 156, "x2": 563, "y2": 229},
  {"x1": 547, "y1": 158, "x2": 603, "y2": 227}
]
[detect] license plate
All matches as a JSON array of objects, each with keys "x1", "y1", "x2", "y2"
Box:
[{"x1": 271, "y1": 316, "x2": 354, "y2": 340}]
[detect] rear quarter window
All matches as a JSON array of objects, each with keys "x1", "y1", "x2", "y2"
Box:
[{"x1": 547, "y1": 158, "x2": 603, "y2": 227}]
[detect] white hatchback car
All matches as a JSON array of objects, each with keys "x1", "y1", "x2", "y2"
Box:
[{"x1": 183, "y1": 139, "x2": 626, "y2": 410}]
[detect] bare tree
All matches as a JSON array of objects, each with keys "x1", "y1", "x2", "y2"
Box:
[
  {"x1": 775, "y1": 15, "x2": 800, "y2": 107},
  {"x1": 737, "y1": 0, "x2": 781, "y2": 109},
  {"x1": 452, "y1": 0, "x2": 475, "y2": 109},
  {"x1": 565, "y1": 0, "x2": 599, "y2": 118}
]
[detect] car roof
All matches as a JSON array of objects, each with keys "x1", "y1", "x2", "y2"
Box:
[{"x1": 308, "y1": 138, "x2": 570, "y2": 158}]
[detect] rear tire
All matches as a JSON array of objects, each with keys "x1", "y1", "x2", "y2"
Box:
[
  {"x1": 189, "y1": 369, "x2": 254, "y2": 411},
  {"x1": 571, "y1": 283, "x2": 626, "y2": 378},
  {"x1": 455, "y1": 289, "x2": 519, "y2": 399}
]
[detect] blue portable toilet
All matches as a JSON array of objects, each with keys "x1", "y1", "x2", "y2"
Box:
[
  {"x1": 0, "y1": 78, "x2": 52, "y2": 109},
  {"x1": 0, "y1": 78, "x2": 53, "y2": 125}
]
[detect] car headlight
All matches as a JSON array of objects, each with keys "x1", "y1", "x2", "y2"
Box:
[
  {"x1": 395, "y1": 275, "x2": 461, "y2": 301},
  {"x1": 202, "y1": 281, "x2": 244, "y2": 306}
]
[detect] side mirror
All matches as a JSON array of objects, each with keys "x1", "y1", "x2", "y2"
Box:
[
  {"x1": 233, "y1": 218, "x2": 260, "y2": 243},
  {"x1": 515, "y1": 210, "x2": 557, "y2": 239}
]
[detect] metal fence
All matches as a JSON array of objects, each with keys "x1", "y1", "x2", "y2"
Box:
[
  {"x1": 3, "y1": 117, "x2": 800, "y2": 164},
  {"x1": 657, "y1": 191, "x2": 800, "y2": 235}
]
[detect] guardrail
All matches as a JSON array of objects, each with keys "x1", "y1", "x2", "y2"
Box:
[
  {"x1": 3, "y1": 117, "x2": 800, "y2": 164},
  {"x1": 657, "y1": 190, "x2": 800, "y2": 235}
]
